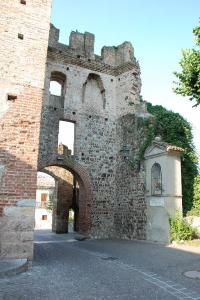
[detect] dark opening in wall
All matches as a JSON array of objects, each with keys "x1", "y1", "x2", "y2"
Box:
[
  {"x1": 58, "y1": 120, "x2": 75, "y2": 155},
  {"x1": 7, "y1": 94, "x2": 17, "y2": 101},
  {"x1": 42, "y1": 215, "x2": 47, "y2": 221},
  {"x1": 18, "y1": 33, "x2": 24, "y2": 40},
  {"x1": 20, "y1": 0, "x2": 26, "y2": 4}
]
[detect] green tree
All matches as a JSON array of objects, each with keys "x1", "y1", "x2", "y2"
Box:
[
  {"x1": 146, "y1": 102, "x2": 199, "y2": 215},
  {"x1": 190, "y1": 175, "x2": 200, "y2": 215},
  {"x1": 173, "y1": 21, "x2": 200, "y2": 107},
  {"x1": 45, "y1": 192, "x2": 54, "y2": 212}
]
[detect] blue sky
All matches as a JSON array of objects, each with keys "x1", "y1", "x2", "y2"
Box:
[{"x1": 51, "y1": 0, "x2": 200, "y2": 157}]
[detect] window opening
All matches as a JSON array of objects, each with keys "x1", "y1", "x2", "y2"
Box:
[
  {"x1": 50, "y1": 81, "x2": 62, "y2": 96},
  {"x1": 7, "y1": 94, "x2": 17, "y2": 101},
  {"x1": 41, "y1": 193, "x2": 47, "y2": 202},
  {"x1": 58, "y1": 121, "x2": 75, "y2": 155},
  {"x1": 18, "y1": 33, "x2": 24, "y2": 40},
  {"x1": 68, "y1": 208, "x2": 74, "y2": 232}
]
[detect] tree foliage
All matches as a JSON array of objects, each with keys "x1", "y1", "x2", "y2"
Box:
[
  {"x1": 146, "y1": 102, "x2": 199, "y2": 215},
  {"x1": 190, "y1": 175, "x2": 200, "y2": 216},
  {"x1": 173, "y1": 21, "x2": 200, "y2": 107},
  {"x1": 45, "y1": 192, "x2": 54, "y2": 212}
]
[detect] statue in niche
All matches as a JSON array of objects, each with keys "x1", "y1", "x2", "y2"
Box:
[{"x1": 151, "y1": 163, "x2": 162, "y2": 195}]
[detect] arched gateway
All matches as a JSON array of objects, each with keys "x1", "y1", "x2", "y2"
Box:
[{"x1": 38, "y1": 157, "x2": 92, "y2": 235}]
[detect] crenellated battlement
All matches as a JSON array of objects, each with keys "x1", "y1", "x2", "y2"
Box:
[
  {"x1": 101, "y1": 42, "x2": 135, "y2": 66},
  {"x1": 49, "y1": 24, "x2": 137, "y2": 70},
  {"x1": 69, "y1": 31, "x2": 95, "y2": 59}
]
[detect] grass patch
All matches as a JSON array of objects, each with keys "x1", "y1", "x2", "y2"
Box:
[{"x1": 183, "y1": 239, "x2": 200, "y2": 246}]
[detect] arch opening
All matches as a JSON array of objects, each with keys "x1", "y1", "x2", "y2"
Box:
[
  {"x1": 36, "y1": 161, "x2": 92, "y2": 235},
  {"x1": 35, "y1": 172, "x2": 55, "y2": 230}
]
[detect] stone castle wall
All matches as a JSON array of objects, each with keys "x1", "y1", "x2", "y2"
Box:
[{"x1": 39, "y1": 25, "x2": 148, "y2": 239}]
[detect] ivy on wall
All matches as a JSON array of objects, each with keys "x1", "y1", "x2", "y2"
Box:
[
  {"x1": 191, "y1": 175, "x2": 200, "y2": 216},
  {"x1": 138, "y1": 102, "x2": 199, "y2": 215}
]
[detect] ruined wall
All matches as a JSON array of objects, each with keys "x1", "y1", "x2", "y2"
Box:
[
  {"x1": 115, "y1": 115, "x2": 147, "y2": 239},
  {"x1": 39, "y1": 25, "x2": 148, "y2": 239},
  {"x1": 0, "y1": 0, "x2": 51, "y2": 259},
  {"x1": 0, "y1": 6, "x2": 149, "y2": 260}
]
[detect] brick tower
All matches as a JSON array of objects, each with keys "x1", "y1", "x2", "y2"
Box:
[{"x1": 0, "y1": 0, "x2": 52, "y2": 260}]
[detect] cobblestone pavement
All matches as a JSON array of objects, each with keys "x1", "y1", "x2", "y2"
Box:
[{"x1": 0, "y1": 230, "x2": 200, "y2": 300}]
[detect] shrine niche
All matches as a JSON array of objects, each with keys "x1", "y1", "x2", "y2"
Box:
[{"x1": 151, "y1": 163, "x2": 162, "y2": 195}]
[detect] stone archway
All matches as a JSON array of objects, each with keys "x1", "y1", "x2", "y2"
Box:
[{"x1": 38, "y1": 158, "x2": 92, "y2": 235}]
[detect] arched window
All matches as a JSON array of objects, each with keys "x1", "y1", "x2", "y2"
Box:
[
  {"x1": 49, "y1": 71, "x2": 66, "y2": 108},
  {"x1": 151, "y1": 163, "x2": 162, "y2": 195}
]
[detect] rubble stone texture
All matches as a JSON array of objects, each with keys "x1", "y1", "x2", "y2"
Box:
[{"x1": 0, "y1": 1, "x2": 149, "y2": 261}]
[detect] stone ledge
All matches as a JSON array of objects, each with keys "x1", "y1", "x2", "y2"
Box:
[{"x1": 0, "y1": 259, "x2": 28, "y2": 278}]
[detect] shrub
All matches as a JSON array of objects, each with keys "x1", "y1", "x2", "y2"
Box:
[{"x1": 170, "y1": 212, "x2": 198, "y2": 241}]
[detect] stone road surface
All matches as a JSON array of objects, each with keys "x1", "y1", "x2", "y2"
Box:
[{"x1": 0, "y1": 230, "x2": 200, "y2": 300}]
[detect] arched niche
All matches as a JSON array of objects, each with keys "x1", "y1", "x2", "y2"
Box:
[
  {"x1": 82, "y1": 73, "x2": 106, "y2": 109},
  {"x1": 151, "y1": 162, "x2": 162, "y2": 195}
]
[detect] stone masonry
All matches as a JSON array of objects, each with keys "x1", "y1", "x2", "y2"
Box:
[
  {"x1": 0, "y1": 2, "x2": 151, "y2": 262},
  {"x1": 39, "y1": 24, "x2": 148, "y2": 240}
]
